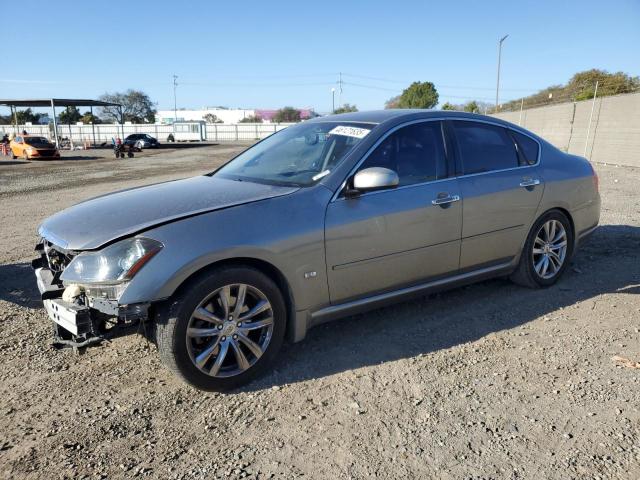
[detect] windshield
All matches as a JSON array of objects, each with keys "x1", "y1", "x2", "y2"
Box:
[
  {"x1": 215, "y1": 121, "x2": 374, "y2": 186},
  {"x1": 24, "y1": 137, "x2": 51, "y2": 146}
]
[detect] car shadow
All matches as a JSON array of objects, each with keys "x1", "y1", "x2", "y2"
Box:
[
  {"x1": 243, "y1": 224, "x2": 639, "y2": 391},
  {"x1": 158, "y1": 143, "x2": 219, "y2": 149},
  {"x1": 0, "y1": 262, "x2": 42, "y2": 309},
  {"x1": 1, "y1": 225, "x2": 637, "y2": 389},
  {"x1": 50, "y1": 156, "x2": 104, "y2": 161},
  {"x1": 0, "y1": 161, "x2": 28, "y2": 166}
]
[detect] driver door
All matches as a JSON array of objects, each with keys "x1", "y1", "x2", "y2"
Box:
[{"x1": 324, "y1": 121, "x2": 462, "y2": 304}]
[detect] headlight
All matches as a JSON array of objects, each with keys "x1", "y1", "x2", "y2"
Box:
[
  {"x1": 27, "y1": 147, "x2": 34, "y2": 153},
  {"x1": 61, "y1": 237, "x2": 163, "y2": 285}
]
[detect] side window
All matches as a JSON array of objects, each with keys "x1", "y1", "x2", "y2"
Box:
[
  {"x1": 510, "y1": 130, "x2": 539, "y2": 166},
  {"x1": 15, "y1": 136, "x2": 22, "y2": 143},
  {"x1": 359, "y1": 122, "x2": 447, "y2": 186},
  {"x1": 452, "y1": 121, "x2": 519, "y2": 175}
]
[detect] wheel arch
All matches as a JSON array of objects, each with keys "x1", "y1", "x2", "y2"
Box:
[
  {"x1": 515, "y1": 206, "x2": 576, "y2": 266},
  {"x1": 161, "y1": 256, "x2": 296, "y2": 341},
  {"x1": 539, "y1": 206, "x2": 575, "y2": 244}
]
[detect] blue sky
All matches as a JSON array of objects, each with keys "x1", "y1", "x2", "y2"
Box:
[{"x1": 1, "y1": 0, "x2": 638, "y2": 114}]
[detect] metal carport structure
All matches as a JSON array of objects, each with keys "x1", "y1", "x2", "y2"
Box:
[{"x1": 0, "y1": 98, "x2": 123, "y2": 148}]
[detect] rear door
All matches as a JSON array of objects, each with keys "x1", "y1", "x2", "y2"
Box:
[
  {"x1": 449, "y1": 120, "x2": 544, "y2": 270},
  {"x1": 325, "y1": 120, "x2": 462, "y2": 303}
]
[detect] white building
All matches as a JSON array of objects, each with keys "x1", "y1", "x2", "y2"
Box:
[{"x1": 156, "y1": 107, "x2": 256, "y2": 124}]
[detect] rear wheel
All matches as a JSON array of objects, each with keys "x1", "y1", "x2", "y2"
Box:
[
  {"x1": 510, "y1": 210, "x2": 573, "y2": 288},
  {"x1": 155, "y1": 266, "x2": 286, "y2": 391}
]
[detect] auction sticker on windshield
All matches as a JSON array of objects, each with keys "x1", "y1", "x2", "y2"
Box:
[{"x1": 328, "y1": 125, "x2": 371, "y2": 139}]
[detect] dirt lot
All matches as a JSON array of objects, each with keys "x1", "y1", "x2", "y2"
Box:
[{"x1": 0, "y1": 146, "x2": 639, "y2": 479}]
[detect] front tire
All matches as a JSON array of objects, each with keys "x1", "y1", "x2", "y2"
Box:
[
  {"x1": 510, "y1": 210, "x2": 573, "y2": 288},
  {"x1": 155, "y1": 266, "x2": 286, "y2": 391}
]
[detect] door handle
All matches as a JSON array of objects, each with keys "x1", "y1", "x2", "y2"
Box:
[
  {"x1": 519, "y1": 179, "x2": 541, "y2": 187},
  {"x1": 432, "y1": 194, "x2": 461, "y2": 206}
]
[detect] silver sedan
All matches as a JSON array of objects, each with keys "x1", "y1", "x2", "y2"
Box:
[{"x1": 33, "y1": 110, "x2": 600, "y2": 390}]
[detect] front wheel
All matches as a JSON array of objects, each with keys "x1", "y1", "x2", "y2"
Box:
[
  {"x1": 155, "y1": 266, "x2": 286, "y2": 391},
  {"x1": 510, "y1": 210, "x2": 573, "y2": 288}
]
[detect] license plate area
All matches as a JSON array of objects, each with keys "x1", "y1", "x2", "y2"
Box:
[{"x1": 44, "y1": 299, "x2": 92, "y2": 336}]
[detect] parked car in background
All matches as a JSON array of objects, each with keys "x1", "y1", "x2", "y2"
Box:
[
  {"x1": 33, "y1": 110, "x2": 600, "y2": 391},
  {"x1": 124, "y1": 134, "x2": 160, "y2": 149},
  {"x1": 10, "y1": 135, "x2": 60, "y2": 160}
]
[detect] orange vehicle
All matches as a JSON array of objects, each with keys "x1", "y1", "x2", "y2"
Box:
[{"x1": 10, "y1": 135, "x2": 60, "y2": 160}]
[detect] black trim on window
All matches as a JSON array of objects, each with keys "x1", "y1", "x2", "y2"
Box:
[{"x1": 442, "y1": 121, "x2": 462, "y2": 177}]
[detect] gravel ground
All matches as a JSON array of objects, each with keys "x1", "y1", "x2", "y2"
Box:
[{"x1": 0, "y1": 146, "x2": 639, "y2": 479}]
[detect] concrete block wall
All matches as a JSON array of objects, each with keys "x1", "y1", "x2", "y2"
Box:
[{"x1": 492, "y1": 92, "x2": 640, "y2": 167}]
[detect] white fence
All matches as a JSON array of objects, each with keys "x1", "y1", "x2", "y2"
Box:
[{"x1": 0, "y1": 123, "x2": 294, "y2": 144}]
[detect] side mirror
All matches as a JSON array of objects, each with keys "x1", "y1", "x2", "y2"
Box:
[{"x1": 346, "y1": 167, "x2": 399, "y2": 197}]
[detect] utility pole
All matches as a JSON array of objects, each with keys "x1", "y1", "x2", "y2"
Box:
[
  {"x1": 495, "y1": 34, "x2": 509, "y2": 110},
  {"x1": 338, "y1": 72, "x2": 343, "y2": 109},
  {"x1": 173, "y1": 75, "x2": 178, "y2": 124}
]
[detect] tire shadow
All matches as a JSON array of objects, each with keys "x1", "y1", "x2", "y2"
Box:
[{"x1": 244, "y1": 224, "x2": 640, "y2": 391}]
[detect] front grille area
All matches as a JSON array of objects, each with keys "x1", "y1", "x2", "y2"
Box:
[
  {"x1": 36, "y1": 239, "x2": 75, "y2": 273},
  {"x1": 36, "y1": 149, "x2": 57, "y2": 157}
]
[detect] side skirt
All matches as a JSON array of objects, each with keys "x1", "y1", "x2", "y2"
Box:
[{"x1": 308, "y1": 260, "x2": 516, "y2": 329}]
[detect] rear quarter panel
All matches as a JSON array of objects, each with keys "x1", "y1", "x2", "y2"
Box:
[{"x1": 536, "y1": 142, "x2": 601, "y2": 244}]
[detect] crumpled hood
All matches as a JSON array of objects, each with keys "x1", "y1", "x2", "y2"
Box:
[{"x1": 39, "y1": 175, "x2": 299, "y2": 250}]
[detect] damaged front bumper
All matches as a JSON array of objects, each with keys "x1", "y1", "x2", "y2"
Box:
[{"x1": 33, "y1": 252, "x2": 151, "y2": 349}]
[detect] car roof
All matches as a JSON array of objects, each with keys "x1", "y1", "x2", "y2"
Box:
[{"x1": 307, "y1": 109, "x2": 517, "y2": 128}]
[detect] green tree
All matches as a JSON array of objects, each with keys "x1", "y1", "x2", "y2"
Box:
[
  {"x1": 498, "y1": 69, "x2": 640, "y2": 112},
  {"x1": 203, "y1": 113, "x2": 223, "y2": 124},
  {"x1": 98, "y1": 90, "x2": 156, "y2": 123},
  {"x1": 15, "y1": 108, "x2": 44, "y2": 124},
  {"x1": 80, "y1": 111, "x2": 101, "y2": 124},
  {"x1": 239, "y1": 115, "x2": 262, "y2": 123},
  {"x1": 384, "y1": 95, "x2": 400, "y2": 109},
  {"x1": 567, "y1": 69, "x2": 640, "y2": 101},
  {"x1": 441, "y1": 102, "x2": 458, "y2": 110},
  {"x1": 273, "y1": 107, "x2": 301, "y2": 123},
  {"x1": 463, "y1": 101, "x2": 480, "y2": 113},
  {"x1": 59, "y1": 106, "x2": 82, "y2": 124},
  {"x1": 334, "y1": 104, "x2": 358, "y2": 114},
  {"x1": 396, "y1": 81, "x2": 439, "y2": 109}
]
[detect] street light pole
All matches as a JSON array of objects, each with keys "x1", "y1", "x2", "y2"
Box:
[
  {"x1": 173, "y1": 74, "x2": 178, "y2": 124},
  {"x1": 331, "y1": 88, "x2": 335, "y2": 114},
  {"x1": 495, "y1": 34, "x2": 509, "y2": 110}
]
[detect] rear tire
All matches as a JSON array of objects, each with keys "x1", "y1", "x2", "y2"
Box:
[
  {"x1": 510, "y1": 210, "x2": 573, "y2": 288},
  {"x1": 155, "y1": 266, "x2": 286, "y2": 391}
]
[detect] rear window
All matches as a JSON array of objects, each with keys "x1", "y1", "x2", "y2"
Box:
[
  {"x1": 511, "y1": 130, "x2": 539, "y2": 166},
  {"x1": 452, "y1": 121, "x2": 519, "y2": 175}
]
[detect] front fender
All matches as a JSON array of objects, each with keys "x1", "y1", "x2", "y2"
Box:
[{"x1": 117, "y1": 187, "x2": 332, "y2": 313}]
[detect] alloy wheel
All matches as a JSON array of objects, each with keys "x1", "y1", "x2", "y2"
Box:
[
  {"x1": 186, "y1": 284, "x2": 274, "y2": 378},
  {"x1": 532, "y1": 219, "x2": 568, "y2": 279}
]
